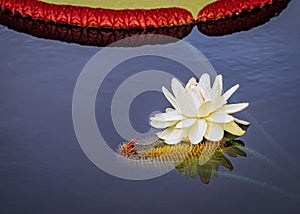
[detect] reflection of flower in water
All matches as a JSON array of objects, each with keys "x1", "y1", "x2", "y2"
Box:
[
  {"x1": 176, "y1": 139, "x2": 247, "y2": 184},
  {"x1": 150, "y1": 73, "x2": 249, "y2": 144},
  {"x1": 117, "y1": 136, "x2": 247, "y2": 184}
]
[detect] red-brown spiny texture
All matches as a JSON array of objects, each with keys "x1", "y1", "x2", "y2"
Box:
[
  {"x1": 197, "y1": 0, "x2": 274, "y2": 22},
  {"x1": 0, "y1": 0, "x2": 194, "y2": 29},
  {"x1": 0, "y1": 0, "x2": 279, "y2": 29}
]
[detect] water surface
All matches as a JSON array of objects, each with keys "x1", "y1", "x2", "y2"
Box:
[{"x1": 0, "y1": 1, "x2": 299, "y2": 213}]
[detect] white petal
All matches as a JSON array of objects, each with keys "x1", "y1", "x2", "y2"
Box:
[
  {"x1": 188, "y1": 119, "x2": 207, "y2": 144},
  {"x1": 198, "y1": 74, "x2": 212, "y2": 101},
  {"x1": 150, "y1": 120, "x2": 178, "y2": 129},
  {"x1": 224, "y1": 121, "x2": 246, "y2": 136},
  {"x1": 156, "y1": 126, "x2": 175, "y2": 139},
  {"x1": 234, "y1": 118, "x2": 250, "y2": 126},
  {"x1": 224, "y1": 103, "x2": 249, "y2": 114},
  {"x1": 212, "y1": 96, "x2": 226, "y2": 112},
  {"x1": 198, "y1": 101, "x2": 213, "y2": 117},
  {"x1": 164, "y1": 128, "x2": 188, "y2": 145},
  {"x1": 204, "y1": 122, "x2": 224, "y2": 141},
  {"x1": 212, "y1": 74, "x2": 223, "y2": 97},
  {"x1": 199, "y1": 73, "x2": 211, "y2": 89},
  {"x1": 185, "y1": 91, "x2": 200, "y2": 116},
  {"x1": 151, "y1": 110, "x2": 183, "y2": 122},
  {"x1": 186, "y1": 77, "x2": 197, "y2": 90},
  {"x1": 223, "y1": 84, "x2": 239, "y2": 101},
  {"x1": 198, "y1": 85, "x2": 211, "y2": 101},
  {"x1": 166, "y1": 108, "x2": 175, "y2": 113},
  {"x1": 176, "y1": 88, "x2": 198, "y2": 117},
  {"x1": 176, "y1": 118, "x2": 196, "y2": 129},
  {"x1": 188, "y1": 86, "x2": 204, "y2": 108},
  {"x1": 207, "y1": 111, "x2": 235, "y2": 123},
  {"x1": 171, "y1": 78, "x2": 184, "y2": 99},
  {"x1": 162, "y1": 87, "x2": 179, "y2": 110}
]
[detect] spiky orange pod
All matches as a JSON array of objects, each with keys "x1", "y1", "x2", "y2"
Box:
[{"x1": 117, "y1": 137, "x2": 246, "y2": 183}]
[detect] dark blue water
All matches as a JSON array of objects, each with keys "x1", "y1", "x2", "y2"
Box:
[{"x1": 1, "y1": 1, "x2": 300, "y2": 213}]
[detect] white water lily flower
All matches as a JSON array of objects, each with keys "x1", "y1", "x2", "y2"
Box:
[{"x1": 150, "y1": 73, "x2": 249, "y2": 145}]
